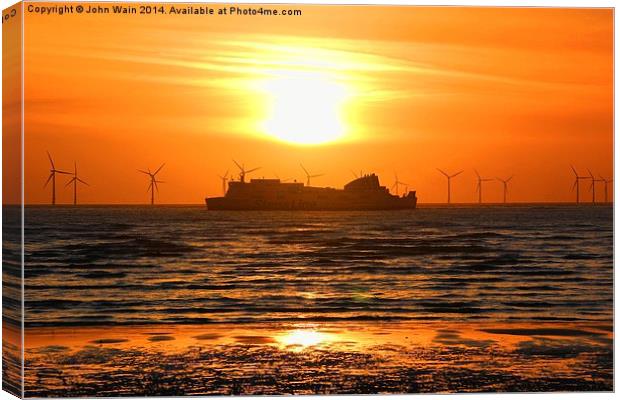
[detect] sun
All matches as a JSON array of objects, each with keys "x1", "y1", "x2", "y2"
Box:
[{"x1": 257, "y1": 71, "x2": 352, "y2": 145}]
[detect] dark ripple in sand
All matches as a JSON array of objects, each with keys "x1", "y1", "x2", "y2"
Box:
[
  {"x1": 148, "y1": 336, "x2": 175, "y2": 342},
  {"x1": 90, "y1": 338, "x2": 129, "y2": 344},
  {"x1": 194, "y1": 333, "x2": 223, "y2": 341}
]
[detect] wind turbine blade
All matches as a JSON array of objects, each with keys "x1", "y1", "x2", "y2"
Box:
[
  {"x1": 233, "y1": 160, "x2": 243, "y2": 171},
  {"x1": 436, "y1": 168, "x2": 449, "y2": 178},
  {"x1": 572, "y1": 180, "x2": 577, "y2": 191},
  {"x1": 495, "y1": 177, "x2": 503, "y2": 182},
  {"x1": 55, "y1": 170, "x2": 71, "y2": 175},
  {"x1": 44, "y1": 173, "x2": 53, "y2": 188},
  {"x1": 451, "y1": 170, "x2": 464, "y2": 178},
  {"x1": 587, "y1": 169, "x2": 594, "y2": 179},
  {"x1": 77, "y1": 178, "x2": 89, "y2": 186},
  {"x1": 350, "y1": 170, "x2": 359, "y2": 178},
  {"x1": 224, "y1": 169, "x2": 229, "y2": 179},
  {"x1": 570, "y1": 165, "x2": 578, "y2": 177},
  {"x1": 147, "y1": 182, "x2": 152, "y2": 192},
  {"x1": 507, "y1": 176, "x2": 513, "y2": 182},
  {"x1": 310, "y1": 174, "x2": 324, "y2": 178},
  {"x1": 300, "y1": 163, "x2": 309, "y2": 176},
  {"x1": 65, "y1": 178, "x2": 76, "y2": 187},
  {"x1": 74, "y1": 161, "x2": 77, "y2": 175},
  {"x1": 154, "y1": 163, "x2": 165, "y2": 175},
  {"x1": 246, "y1": 167, "x2": 260, "y2": 174},
  {"x1": 47, "y1": 151, "x2": 55, "y2": 169},
  {"x1": 474, "y1": 169, "x2": 480, "y2": 179},
  {"x1": 138, "y1": 169, "x2": 150, "y2": 175}
]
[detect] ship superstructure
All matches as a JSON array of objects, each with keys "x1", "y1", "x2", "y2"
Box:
[{"x1": 206, "y1": 173, "x2": 417, "y2": 210}]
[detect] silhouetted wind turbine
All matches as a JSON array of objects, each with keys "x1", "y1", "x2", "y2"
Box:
[
  {"x1": 44, "y1": 152, "x2": 70, "y2": 205},
  {"x1": 138, "y1": 163, "x2": 165, "y2": 205},
  {"x1": 571, "y1": 166, "x2": 589, "y2": 204},
  {"x1": 233, "y1": 160, "x2": 260, "y2": 183},
  {"x1": 437, "y1": 168, "x2": 463, "y2": 204},
  {"x1": 65, "y1": 162, "x2": 89, "y2": 205},
  {"x1": 496, "y1": 176, "x2": 513, "y2": 204},
  {"x1": 300, "y1": 163, "x2": 324, "y2": 186},
  {"x1": 474, "y1": 170, "x2": 493, "y2": 204},
  {"x1": 391, "y1": 173, "x2": 408, "y2": 196},
  {"x1": 588, "y1": 169, "x2": 604, "y2": 204},
  {"x1": 218, "y1": 170, "x2": 229, "y2": 195},
  {"x1": 599, "y1": 175, "x2": 613, "y2": 203}
]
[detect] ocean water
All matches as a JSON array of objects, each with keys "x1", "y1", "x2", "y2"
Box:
[{"x1": 23, "y1": 205, "x2": 613, "y2": 328}]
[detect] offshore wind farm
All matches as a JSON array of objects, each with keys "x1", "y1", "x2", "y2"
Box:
[{"x1": 40, "y1": 153, "x2": 613, "y2": 206}]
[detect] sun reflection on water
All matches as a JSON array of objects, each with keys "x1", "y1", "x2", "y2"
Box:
[{"x1": 276, "y1": 329, "x2": 334, "y2": 351}]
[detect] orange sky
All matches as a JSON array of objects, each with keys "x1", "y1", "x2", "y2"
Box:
[{"x1": 18, "y1": 3, "x2": 613, "y2": 204}]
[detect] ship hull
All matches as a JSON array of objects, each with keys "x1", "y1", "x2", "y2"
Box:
[{"x1": 205, "y1": 196, "x2": 417, "y2": 211}]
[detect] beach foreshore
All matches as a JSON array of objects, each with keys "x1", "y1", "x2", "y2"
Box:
[{"x1": 22, "y1": 320, "x2": 612, "y2": 396}]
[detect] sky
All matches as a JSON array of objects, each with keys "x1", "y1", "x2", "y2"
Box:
[{"x1": 19, "y1": 3, "x2": 613, "y2": 204}]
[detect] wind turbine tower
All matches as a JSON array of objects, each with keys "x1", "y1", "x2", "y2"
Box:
[
  {"x1": 233, "y1": 160, "x2": 260, "y2": 183},
  {"x1": 571, "y1": 166, "x2": 589, "y2": 204},
  {"x1": 437, "y1": 169, "x2": 463, "y2": 204},
  {"x1": 600, "y1": 176, "x2": 613, "y2": 203},
  {"x1": 138, "y1": 163, "x2": 165, "y2": 205},
  {"x1": 300, "y1": 163, "x2": 324, "y2": 187},
  {"x1": 65, "y1": 162, "x2": 89, "y2": 205},
  {"x1": 496, "y1": 176, "x2": 513, "y2": 204},
  {"x1": 44, "y1": 152, "x2": 70, "y2": 205},
  {"x1": 474, "y1": 170, "x2": 493, "y2": 204},
  {"x1": 588, "y1": 170, "x2": 604, "y2": 204},
  {"x1": 218, "y1": 170, "x2": 229, "y2": 195},
  {"x1": 391, "y1": 173, "x2": 409, "y2": 196}
]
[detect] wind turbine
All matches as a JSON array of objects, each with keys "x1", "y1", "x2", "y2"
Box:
[
  {"x1": 233, "y1": 160, "x2": 260, "y2": 183},
  {"x1": 599, "y1": 175, "x2": 613, "y2": 203},
  {"x1": 44, "y1": 151, "x2": 70, "y2": 205},
  {"x1": 300, "y1": 163, "x2": 324, "y2": 187},
  {"x1": 588, "y1": 169, "x2": 604, "y2": 204},
  {"x1": 218, "y1": 170, "x2": 229, "y2": 195},
  {"x1": 571, "y1": 166, "x2": 589, "y2": 204},
  {"x1": 496, "y1": 176, "x2": 513, "y2": 204},
  {"x1": 437, "y1": 168, "x2": 463, "y2": 204},
  {"x1": 391, "y1": 173, "x2": 409, "y2": 196},
  {"x1": 474, "y1": 170, "x2": 493, "y2": 204},
  {"x1": 138, "y1": 163, "x2": 165, "y2": 205},
  {"x1": 65, "y1": 162, "x2": 89, "y2": 205}
]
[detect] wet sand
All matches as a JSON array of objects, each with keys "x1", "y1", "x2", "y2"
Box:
[{"x1": 23, "y1": 321, "x2": 612, "y2": 396}]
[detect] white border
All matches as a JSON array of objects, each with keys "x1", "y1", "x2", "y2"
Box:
[{"x1": 0, "y1": 1, "x2": 616, "y2": 400}]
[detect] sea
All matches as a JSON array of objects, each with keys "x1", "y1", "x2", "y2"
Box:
[{"x1": 22, "y1": 204, "x2": 613, "y2": 328}]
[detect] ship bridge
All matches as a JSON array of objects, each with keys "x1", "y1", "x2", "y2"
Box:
[{"x1": 344, "y1": 174, "x2": 382, "y2": 191}]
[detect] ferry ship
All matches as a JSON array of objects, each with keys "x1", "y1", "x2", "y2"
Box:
[{"x1": 206, "y1": 173, "x2": 417, "y2": 210}]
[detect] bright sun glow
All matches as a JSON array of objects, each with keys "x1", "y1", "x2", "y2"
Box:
[{"x1": 258, "y1": 71, "x2": 352, "y2": 145}]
